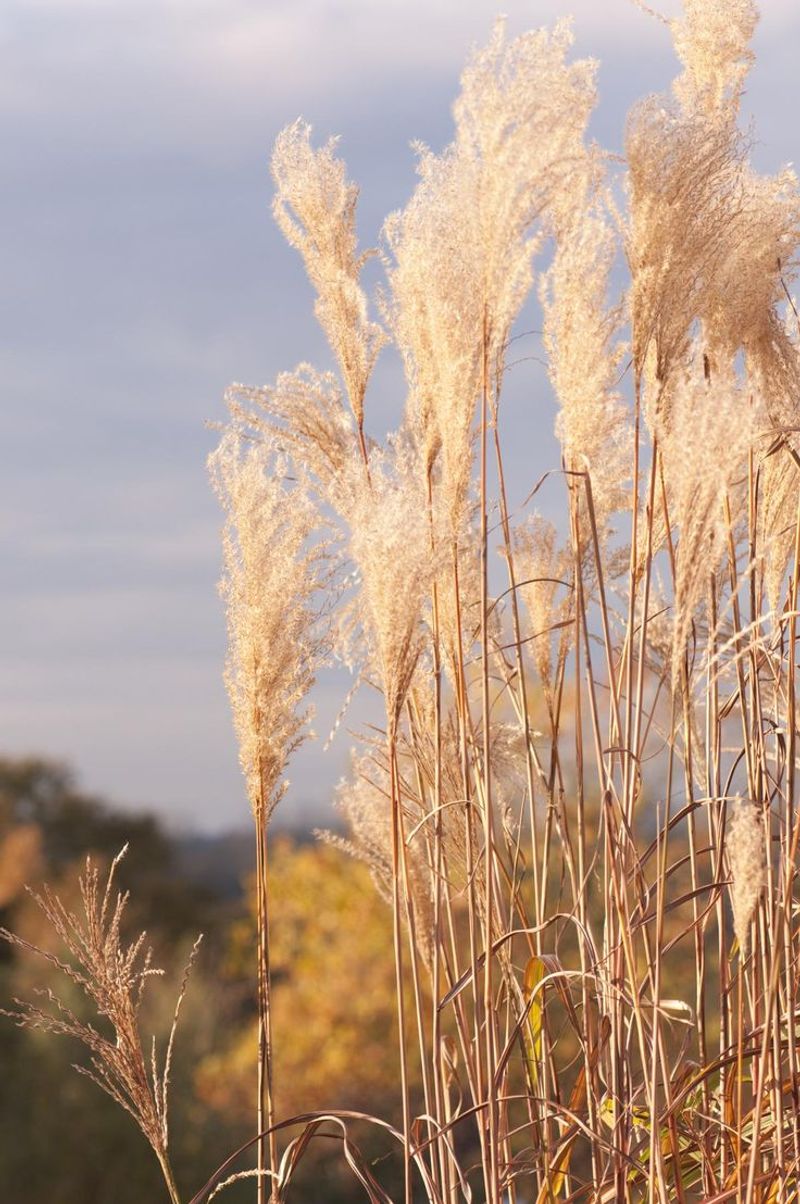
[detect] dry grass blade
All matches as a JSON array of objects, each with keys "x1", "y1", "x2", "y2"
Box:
[{"x1": 0, "y1": 848, "x2": 201, "y2": 1204}]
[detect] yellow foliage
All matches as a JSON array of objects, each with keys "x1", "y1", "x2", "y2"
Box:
[
  {"x1": 0, "y1": 824, "x2": 42, "y2": 909},
  {"x1": 196, "y1": 838, "x2": 412, "y2": 1123}
]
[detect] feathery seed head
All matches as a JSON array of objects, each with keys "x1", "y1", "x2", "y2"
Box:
[
  {"x1": 540, "y1": 174, "x2": 631, "y2": 540},
  {"x1": 515, "y1": 516, "x2": 573, "y2": 704},
  {"x1": 327, "y1": 749, "x2": 436, "y2": 969},
  {"x1": 657, "y1": 357, "x2": 754, "y2": 682},
  {"x1": 726, "y1": 798, "x2": 766, "y2": 957},
  {"x1": 0, "y1": 849, "x2": 201, "y2": 1171},
  {"x1": 271, "y1": 120, "x2": 385, "y2": 427},
  {"x1": 384, "y1": 143, "x2": 483, "y2": 524},
  {"x1": 454, "y1": 18, "x2": 597, "y2": 380},
  {"x1": 345, "y1": 437, "x2": 434, "y2": 733},
  {"x1": 672, "y1": 0, "x2": 758, "y2": 117},
  {"x1": 225, "y1": 364, "x2": 359, "y2": 497},
  {"x1": 386, "y1": 17, "x2": 598, "y2": 537},
  {"x1": 628, "y1": 1, "x2": 799, "y2": 395},
  {"x1": 210, "y1": 430, "x2": 329, "y2": 821},
  {"x1": 758, "y1": 441, "x2": 800, "y2": 614},
  {"x1": 626, "y1": 98, "x2": 745, "y2": 386}
]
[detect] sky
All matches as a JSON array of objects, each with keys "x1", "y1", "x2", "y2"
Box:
[{"x1": 2, "y1": 0, "x2": 799, "y2": 833}]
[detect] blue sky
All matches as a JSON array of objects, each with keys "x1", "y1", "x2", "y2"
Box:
[{"x1": 2, "y1": 0, "x2": 799, "y2": 832}]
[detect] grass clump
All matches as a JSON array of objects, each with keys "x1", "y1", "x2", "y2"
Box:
[{"x1": 7, "y1": 3, "x2": 800, "y2": 1201}]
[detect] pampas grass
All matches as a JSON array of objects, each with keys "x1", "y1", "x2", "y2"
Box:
[
  {"x1": 217, "y1": 6, "x2": 800, "y2": 1200},
  {"x1": 0, "y1": 848, "x2": 201, "y2": 1204}
]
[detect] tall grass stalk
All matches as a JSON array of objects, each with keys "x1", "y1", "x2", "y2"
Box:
[{"x1": 213, "y1": 4, "x2": 800, "y2": 1199}]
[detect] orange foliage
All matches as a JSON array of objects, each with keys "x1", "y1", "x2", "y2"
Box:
[{"x1": 196, "y1": 838, "x2": 412, "y2": 1124}]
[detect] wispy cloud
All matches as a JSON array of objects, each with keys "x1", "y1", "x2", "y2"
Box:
[
  {"x1": 2, "y1": 0, "x2": 795, "y2": 163},
  {"x1": 0, "y1": 3, "x2": 678, "y2": 140}
]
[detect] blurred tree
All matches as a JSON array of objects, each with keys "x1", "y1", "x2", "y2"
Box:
[
  {"x1": 0, "y1": 756, "x2": 220, "y2": 943},
  {"x1": 196, "y1": 837, "x2": 415, "y2": 1201},
  {"x1": 0, "y1": 758, "x2": 423, "y2": 1201},
  {"x1": 0, "y1": 755, "x2": 252, "y2": 1203}
]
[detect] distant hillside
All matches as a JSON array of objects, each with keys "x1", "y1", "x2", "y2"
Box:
[
  {"x1": 174, "y1": 823, "x2": 332, "y2": 900},
  {"x1": 174, "y1": 830, "x2": 253, "y2": 900}
]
